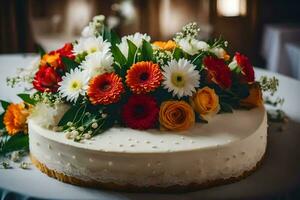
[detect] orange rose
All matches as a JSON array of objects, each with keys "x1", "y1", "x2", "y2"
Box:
[
  {"x1": 159, "y1": 101, "x2": 195, "y2": 132},
  {"x1": 240, "y1": 83, "x2": 263, "y2": 108},
  {"x1": 3, "y1": 102, "x2": 31, "y2": 135},
  {"x1": 190, "y1": 87, "x2": 220, "y2": 120},
  {"x1": 40, "y1": 53, "x2": 60, "y2": 68},
  {"x1": 152, "y1": 40, "x2": 177, "y2": 51}
]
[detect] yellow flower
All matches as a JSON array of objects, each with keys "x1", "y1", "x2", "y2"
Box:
[
  {"x1": 159, "y1": 100, "x2": 195, "y2": 132},
  {"x1": 190, "y1": 87, "x2": 220, "y2": 121},
  {"x1": 3, "y1": 102, "x2": 31, "y2": 135},
  {"x1": 153, "y1": 40, "x2": 177, "y2": 51},
  {"x1": 40, "y1": 53, "x2": 60, "y2": 68},
  {"x1": 240, "y1": 83, "x2": 263, "y2": 108}
]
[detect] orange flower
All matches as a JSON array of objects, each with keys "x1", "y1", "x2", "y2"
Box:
[
  {"x1": 240, "y1": 83, "x2": 263, "y2": 108},
  {"x1": 126, "y1": 61, "x2": 162, "y2": 94},
  {"x1": 88, "y1": 73, "x2": 124, "y2": 105},
  {"x1": 153, "y1": 40, "x2": 177, "y2": 51},
  {"x1": 3, "y1": 102, "x2": 31, "y2": 135},
  {"x1": 40, "y1": 53, "x2": 60, "y2": 69},
  {"x1": 190, "y1": 87, "x2": 220, "y2": 121},
  {"x1": 159, "y1": 101, "x2": 195, "y2": 132}
]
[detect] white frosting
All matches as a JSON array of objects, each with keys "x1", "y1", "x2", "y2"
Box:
[{"x1": 29, "y1": 107, "x2": 267, "y2": 187}]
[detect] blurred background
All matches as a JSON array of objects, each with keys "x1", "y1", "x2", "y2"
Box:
[{"x1": 0, "y1": 0, "x2": 300, "y2": 79}]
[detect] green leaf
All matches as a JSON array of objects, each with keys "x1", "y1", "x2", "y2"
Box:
[
  {"x1": 61, "y1": 57, "x2": 79, "y2": 72},
  {"x1": 0, "y1": 113, "x2": 4, "y2": 129},
  {"x1": 0, "y1": 100, "x2": 10, "y2": 110},
  {"x1": 58, "y1": 104, "x2": 86, "y2": 127},
  {"x1": 141, "y1": 39, "x2": 153, "y2": 61},
  {"x1": 126, "y1": 40, "x2": 138, "y2": 66},
  {"x1": 111, "y1": 30, "x2": 121, "y2": 45},
  {"x1": 102, "y1": 26, "x2": 111, "y2": 42},
  {"x1": 220, "y1": 102, "x2": 233, "y2": 113},
  {"x1": 111, "y1": 45, "x2": 127, "y2": 66},
  {"x1": 36, "y1": 44, "x2": 46, "y2": 58},
  {"x1": 17, "y1": 94, "x2": 36, "y2": 105},
  {"x1": 172, "y1": 47, "x2": 183, "y2": 60},
  {"x1": 0, "y1": 134, "x2": 29, "y2": 155}
]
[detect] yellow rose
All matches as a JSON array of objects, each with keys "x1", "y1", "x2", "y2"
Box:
[
  {"x1": 152, "y1": 40, "x2": 177, "y2": 51},
  {"x1": 190, "y1": 87, "x2": 220, "y2": 121},
  {"x1": 240, "y1": 83, "x2": 263, "y2": 108},
  {"x1": 40, "y1": 53, "x2": 60, "y2": 68},
  {"x1": 159, "y1": 101, "x2": 195, "y2": 132}
]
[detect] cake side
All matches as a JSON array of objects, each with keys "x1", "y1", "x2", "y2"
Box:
[{"x1": 29, "y1": 107, "x2": 267, "y2": 189}]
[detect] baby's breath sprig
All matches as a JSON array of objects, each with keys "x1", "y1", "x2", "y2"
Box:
[
  {"x1": 6, "y1": 68, "x2": 35, "y2": 89},
  {"x1": 174, "y1": 22, "x2": 200, "y2": 41},
  {"x1": 31, "y1": 92, "x2": 62, "y2": 107},
  {"x1": 153, "y1": 50, "x2": 173, "y2": 66},
  {"x1": 259, "y1": 76, "x2": 279, "y2": 96}
]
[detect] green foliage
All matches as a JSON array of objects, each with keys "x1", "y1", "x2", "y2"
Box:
[
  {"x1": 0, "y1": 134, "x2": 29, "y2": 156},
  {"x1": 58, "y1": 104, "x2": 86, "y2": 127},
  {"x1": 141, "y1": 39, "x2": 153, "y2": 61},
  {"x1": 110, "y1": 30, "x2": 121, "y2": 45},
  {"x1": 36, "y1": 44, "x2": 46, "y2": 58},
  {"x1": 219, "y1": 102, "x2": 233, "y2": 113},
  {"x1": 0, "y1": 100, "x2": 10, "y2": 110},
  {"x1": 126, "y1": 40, "x2": 138, "y2": 66},
  {"x1": 17, "y1": 94, "x2": 36, "y2": 105},
  {"x1": 111, "y1": 45, "x2": 127, "y2": 66},
  {"x1": 62, "y1": 57, "x2": 80, "y2": 72},
  {"x1": 172, "y1": 48, "x2": 183, "y2": 61}
]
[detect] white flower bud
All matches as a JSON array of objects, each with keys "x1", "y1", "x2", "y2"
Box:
[{"x1": 92, "y1": 123, "x2": 98, "y2": 129}]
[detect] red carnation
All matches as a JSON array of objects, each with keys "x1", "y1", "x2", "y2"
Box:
[
  {"x1": 203, "y1": 56, "x2": 232, "y2": 88},
  {"x1": 122, "y1": 95, "x2": 159, "y2": 130},
  {"x1": 234, "y1": 52, "x2": 255, "y2": 83},
  {"x1": 33, "y1": 66, "x2": 62, "y2": 92}
]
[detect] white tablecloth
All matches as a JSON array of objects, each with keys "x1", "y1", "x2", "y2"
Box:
[
  {"x1": 0, "y1": 54, "x2": 300, "y2": 200},
  {"x1": 261, "y1": 24, "x2": 300, "y2": 79}
]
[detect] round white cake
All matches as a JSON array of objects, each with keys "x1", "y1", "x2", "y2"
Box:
[{"x1": 29, "y1": 106, "x2": 267, "y2": 191}]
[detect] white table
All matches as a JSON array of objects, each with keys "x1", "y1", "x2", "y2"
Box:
[
  {"x1": 1, "y1": 54, "x2": 300, "y2": 200},
  {"x1": 261, "y1": 24, "x2": 300, "y2": 79}
]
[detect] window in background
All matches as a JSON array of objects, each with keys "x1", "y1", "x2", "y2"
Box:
[{"x1": 217, "y1": 0, "x2": 247, "y2": 17}]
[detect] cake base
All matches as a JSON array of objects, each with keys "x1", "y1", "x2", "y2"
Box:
[{"x1": 30, "y1": 153, "x2": 265, "y2": 193}]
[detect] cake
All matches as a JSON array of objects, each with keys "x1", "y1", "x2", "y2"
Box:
[
  {"x1": 0, "y1": 15, "x2": 278, "y2": 192},
  {"x1": 29, "y1": 106, "x2": 267, "y2": 191}
]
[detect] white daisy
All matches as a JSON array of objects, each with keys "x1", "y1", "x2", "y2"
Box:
[
  {"x1": 80, "y1": 51, "x2": 114, "y2": 78},
  {"x1": 73, "y1": 36, "x2": 111, "y2": 55},
  {"x1": 162, "y1": 58, "x2": 200, "y2": 98},
  {"x1": 177, "y1": 37, "x2": 209, "y2": 55},
  {"x1": 58, "y1": 68, "x2": 89, "y2": 103},
  {"x1": 117, "y1": 32, "x2": 151, "y2": 58}
]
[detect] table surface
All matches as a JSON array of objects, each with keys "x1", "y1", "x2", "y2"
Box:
[{"x1": 0, "y1": 54, "x2": 300, "y2": 200}]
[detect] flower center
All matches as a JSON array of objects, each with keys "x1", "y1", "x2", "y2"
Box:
[
  {"x1": 99, "y1": 81, "x2": 112, "y2": 91},
  {"x1": 139, "y1": 72, "x2": 149, "y2": 81},
  {"x1": 171, "y1": 72, "x2": 185, "y2": 88},
  {"x1": 69, "y1": 80, "x2": 82, "y2": 91},
  {"x1": 134, "y1": 104, "x2": 146, "y2": 118}
]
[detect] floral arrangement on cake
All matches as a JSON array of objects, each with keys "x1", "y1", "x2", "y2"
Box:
[{"x1": 0, "y1": 15, "x2": 280, "y2": 155}]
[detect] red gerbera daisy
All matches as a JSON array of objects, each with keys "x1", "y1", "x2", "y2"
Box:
[
  {"x1": 126, "y1": 61, "x2": 162, "y2": 94},
  {"x1": 87, "y1": 73, "x2": 124, "y2": 105},
  {"x1": 203, "y1": 56, "x2": 232, "y2": 88},
  {"x1": 122, "y1": 95, "x2": 159, "y2": 130},
  {"x1": 234, "y1": 52, "x2": 255, "y2": 83}
]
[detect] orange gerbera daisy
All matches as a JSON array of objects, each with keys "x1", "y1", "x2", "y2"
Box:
[
  {"x1": 153, "y1": 40, "x2": 177, "y2": 51},
  {"x1": 126, "y1": 61, "x2": 162, "y2": 94},
  {"x1": 3, "y1": 102, "x2": 31, "y2": 135},
  {"x1": 88, "y1": 73, "x2": 124, "y2": 105}
]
